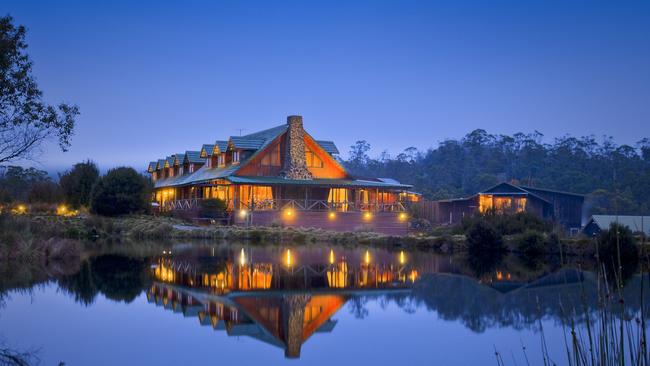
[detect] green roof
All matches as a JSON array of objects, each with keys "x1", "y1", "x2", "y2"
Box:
[
  {"x1": 149, "y1": 121, "x2": 403, "y2": 190},
  {"x1": 214, "y1": 140, "x2": 228, "y2": 153},
  {"x1": 316, "y1": 140, "x2": 339, "y2": 154},
  {"x1": 200, "y1": 144, "x2": 215, "y2": 157},
  {"x1": 230, "y1": 136, "x2": 266, "y2": 150},
  {"x1": 184, "y1": 151, "x2": 203, "y2": 164},
  {"x1": 226, "y1": 176, "x2": 412, "y2": 189}
]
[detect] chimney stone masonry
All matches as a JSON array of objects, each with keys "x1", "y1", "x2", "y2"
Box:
[{"x1": 281, "y1": 115, "x2": 313, "y2": 180}]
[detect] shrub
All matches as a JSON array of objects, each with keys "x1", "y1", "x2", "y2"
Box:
[
  {"x1": 597, "y1": 222, "x2": 639, "y2": 280},
  {"x1": 198, "y1": 198, "x2": 227, "y2": 218},
  {"x1": 462, "y1": 211, "x2": 552, "y2": 236},
  {"x1": 27, "y1": 180, "x2": 63, "y2": 204},
  {"x1": 90, "y1": 167, "x2": 149, "y2": 216},
  {"x1": 515, "y1": 230, "x2": 546, "y2": 258},
  {"x1": 59, "y1": 160, "x2": 100, "y2": 208},
  {"x1": 466, "y1": 220, "x2": 505, "y2": 254}
]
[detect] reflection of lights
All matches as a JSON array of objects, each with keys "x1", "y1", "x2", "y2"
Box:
[
  {"x1": 409, "y1": 270, "x2": 418, "y2": 283},
  {"x1": 239, "y1": 209, "x2": 248, "y2": 218},
  {"x1": 496, "y1": 271, "x2": 503, "y2": 281},
  {"x1": 329, "y1": 249, "x2": 335, "y2": 264},
  {"x1": 14, "y1": 204, "x2": 27, "y2": 215},
  {"x1": 239, "y1": 248, "x2": 246, "y2": 266},
  {"x1": 285, "y1": 249, "x2": 292, "y2": 267},
  {"x1": 364, "y1": 250, "x2": 370, "y2": 265},
  {"x1": 399, "y1": 250, "x2": 405, "y2": 265}
]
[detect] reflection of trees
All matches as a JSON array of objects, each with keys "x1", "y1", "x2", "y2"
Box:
[
  {"x1": 58, "y1": 255, "x2": 150, "y2": 304},
  {"x1": 386, "y1": 271, "x2": 650, "y2": 334},
  {"x1": 347, "y1": 297, "x2": 369, "y2": 319}
]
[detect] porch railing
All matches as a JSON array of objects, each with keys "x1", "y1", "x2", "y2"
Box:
[{"x1": 162, "y1": 198, "x2": 406, "y2": 212}]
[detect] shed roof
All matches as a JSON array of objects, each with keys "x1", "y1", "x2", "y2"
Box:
[
  {"x1": 315, "y1": 140, "x2": 339, "y2": 155},
  {"x1": 588, "y1": 215, "x2": 650, "y2": 235}
]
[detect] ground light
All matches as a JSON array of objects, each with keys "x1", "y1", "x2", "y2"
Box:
[
  {"x1": 399, "y1": 212, "x2": 408, "y2": 221},
  {"x1": 284, "y1": 208, "x2": 294, "y2": 217},
  {"x1": 328, "y1": 211, "x2": 336, "y2": 220},
  {"x1": 363, "y1": 212, "x2": 372, "y2": 221},
  {"x1": 239, "y1": 209, "x2": 248, "y2": 218}
]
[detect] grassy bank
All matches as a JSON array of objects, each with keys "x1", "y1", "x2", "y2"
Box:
[{"x1": 0, "y1": 213, "x2": 644, "y2": 258}]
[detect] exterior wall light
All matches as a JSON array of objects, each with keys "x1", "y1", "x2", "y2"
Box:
[
  {"x1": 399, "y1": 212, "x2": 408, "y2": 221},
  {"x1": 328, "y1": 211, "x2": 336, "y2": 220},
  {"x1": 363, "y1": 212, "x2": 372, "y2": 220},
  {"x1": 239, "y1": 209, "x2": 248, "y2": 218},
  {"x1": 284, "y1": 209, "x2": 294, "y2": 217}
]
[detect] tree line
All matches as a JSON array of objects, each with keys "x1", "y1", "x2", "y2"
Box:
[
  {"x1": 0, "y1": 162, "x2": 150, "y2": 216},
  {"x1": 343, "y1": 130, "x2": 650, "y2": 215}
]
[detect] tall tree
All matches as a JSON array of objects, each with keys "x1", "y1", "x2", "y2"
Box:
[
  {"x1": 59, "y1": 160, "x2": 100, "y2": 208},
  {"x1": 0, "y1": 16, "x2": 78, "y2": 163}
]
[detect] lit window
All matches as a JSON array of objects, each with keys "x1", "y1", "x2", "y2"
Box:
[
  {"x1": 233, "y1": 151, "x2": 240, "y2": 163},
  {"x1": 218, "y1": 154, "x2": 225, "y2": 167},
  {"x1": 305, "y1": 147, "x2": 323, "y2": 168}
]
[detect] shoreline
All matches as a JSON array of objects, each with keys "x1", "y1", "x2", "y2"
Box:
[{"x1": 1, "y1": 213, "x2": 628, "y2": 258}]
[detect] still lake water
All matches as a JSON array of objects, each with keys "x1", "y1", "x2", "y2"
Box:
[{"x1": 0, "y1": 242, "x2": 648, "y2": 365}]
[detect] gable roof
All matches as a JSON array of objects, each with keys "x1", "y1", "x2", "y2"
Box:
[
  {"x1": 147, "y1": 161, "x2": 157, "y2": 172},
  {"x1": 184, "y1": 151, "x2": 203, "y2": 164},
  {"x1": 587, "y1": 215, "x2": 650, "y2": 235},
  {"x1": 173, "y1": 154, "x2": 185, "y2": 166},
  {"x1": 200, "y1": 144, "x2": 215, "y2": 158},
  {"x1": 519, "y1": 186, "x2": 585, "y2": 198},
  {"x1": 213, "y1": 140, "x2": 228, "y2": 154},
  {"x1": 149, "y1": 120, "x2": 408, "y2": 190},
  {"x1": 156, "y1": 159, "x2": 166, "y2": 170}
]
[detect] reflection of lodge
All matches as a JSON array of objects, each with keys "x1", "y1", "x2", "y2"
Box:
[
  {"x1": 149, "y1": 250, "x2": 418, "y2": 358},
  {"x1": 147, "y1": 283, "x2": 346, "y2": 358},
  {"x1": 152, "y1": 250, "x2": 419, "y2": 295}
]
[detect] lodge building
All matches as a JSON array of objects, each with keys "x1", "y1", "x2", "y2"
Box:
[{"x1": 147, "y1": 115, "x2": 417, "y2": 234}]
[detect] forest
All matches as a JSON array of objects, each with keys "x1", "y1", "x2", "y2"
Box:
[{"x1": 343, "y1": 129, "x2": 650, "y2": 215}]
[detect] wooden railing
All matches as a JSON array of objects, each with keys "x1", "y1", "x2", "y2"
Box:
[
  {"x1": 162, "y1": 198, "x2": 406, "y2": 212},
  {"x1": 248, "y1": 199, "x2": 406, "y2": 212}
]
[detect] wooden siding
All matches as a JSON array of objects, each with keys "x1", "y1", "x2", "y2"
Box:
[{"x1": 234, "y1": 211, "x2": 408, "y2": 235}]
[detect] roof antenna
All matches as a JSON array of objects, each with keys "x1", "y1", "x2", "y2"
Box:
[{"x1": 236, "y1": 128, "x2": 246, "y2": 136}]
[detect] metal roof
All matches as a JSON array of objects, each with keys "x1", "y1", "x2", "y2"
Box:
[
  {"x1": 184, "y1": 151, "x2": 203, "y2": 164},
  {"x1": 229, "y1": 136, "x2": 266, "y2": 150},
  {"x1": 227, "y1": 176, "x2": 412, "y2": 189},
  {"x1": 147, "y1": 161, "x2": 157, "y2": 172},
  {"x1": 213, "y1": 140, "x2": 228, "y2": 154},
  {"x1": 315, "y1": 140, "x2": 339, "y2": 155},
  {"x1": 173, "y1": 154, "x2": 185, "y2": 166},
  {"x1": 200, "y1": 144, "x2": 215, "y2": 157},
  {"x1": 588, "y1": 215, "x2": 650, "y2": 235}
]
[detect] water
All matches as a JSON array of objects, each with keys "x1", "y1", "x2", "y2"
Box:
[{"x1": 0, "y1": 242, "x2": 648, "y2": 365}]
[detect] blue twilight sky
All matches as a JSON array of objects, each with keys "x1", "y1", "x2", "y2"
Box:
[{"x1": 3, "y1": 0, "x2": 650, "y2": 173}]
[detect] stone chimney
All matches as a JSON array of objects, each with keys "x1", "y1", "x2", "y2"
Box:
[{"x1": 281, "y1": 115, "x2": 313, "y2": 180}]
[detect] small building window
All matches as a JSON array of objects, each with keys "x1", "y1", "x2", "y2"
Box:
[
  {"x1": 233, "y1": 151, "x2": 240, "y2": 163},
  {"x1": 218, "y1": 153, "x2": 225, "y2": 167}
]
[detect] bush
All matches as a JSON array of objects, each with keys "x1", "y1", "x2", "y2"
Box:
[
  {"x1": 27, "y1": 180, "x2": 63, "y2": 204},
  {"x1": 466, "y1": 220, "x2": 505, "y2": 254},
  {"x1": 462, "y1": 211, "x2": 552, "y2": 236},
  {"x1": 59, "y1": 160, "x2": 100, "y2": 208},
  {"x1": 597, "y1": 222, "x2": 639, "y2": 280},
  {"x1": 90, "y1": 167, "x2": 149, "y2": 216},
  {"x1": 516, "y1": 230, "x2": 546, "y2": 258},
  {"x1": 198, "y1": 198, "x2": 227, "y2": 218}
]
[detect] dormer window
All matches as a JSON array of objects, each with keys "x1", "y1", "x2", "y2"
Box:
[
  {"x1": 218, "y1": 153, "x2": 225, "y2": 167},
  {"x1": 189, "y1": 164, "x2": 194, "y2": 173},
  {"x1": 233, "y1": 151, "x2": 240, "y2": 163}
]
